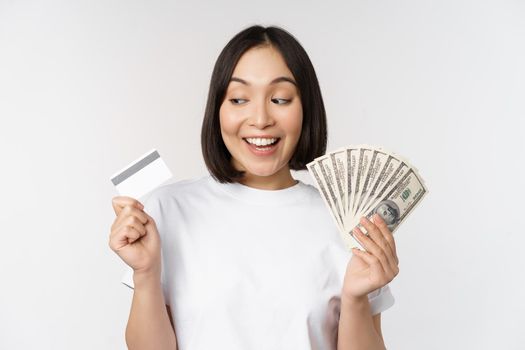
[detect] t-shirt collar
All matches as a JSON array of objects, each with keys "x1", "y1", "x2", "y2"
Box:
[{"x1": 208, "y1": 175, "x2": 308, "y2": 206}]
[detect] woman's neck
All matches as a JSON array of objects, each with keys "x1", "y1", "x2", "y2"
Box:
[{"x1": 238, "y1": 165, "x2": 297, "y2": 190}]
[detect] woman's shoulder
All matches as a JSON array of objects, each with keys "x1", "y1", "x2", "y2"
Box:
[
  {"x1": 143, "y1": 174, "x2": 212, "y2": 203},
  {"x1": 298, "y1": 180, "x2": 320, "y2": 196},
  {"x1": 297, "y1": 179, "x2": 326, "y2": 204}
]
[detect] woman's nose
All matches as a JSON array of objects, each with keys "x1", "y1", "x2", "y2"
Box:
[{"x1": 249, "y1": 101, "x2": 275, "y2": 129}]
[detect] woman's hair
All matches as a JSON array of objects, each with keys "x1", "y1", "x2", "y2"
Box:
[{"x1": 201, "y1": 24, "x2": 327, "y2": 183}]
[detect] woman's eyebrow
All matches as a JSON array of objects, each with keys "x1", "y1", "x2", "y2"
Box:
[{"x1": 230, "y1": 76, "x2": 297, "y2": 86}]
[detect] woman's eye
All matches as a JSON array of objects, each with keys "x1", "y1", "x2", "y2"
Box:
[
  {"x1": 271, "y1": 98, "x2": 291, "y2": 105},
  {"x1": 229, "y1": 98, "x2": 248, "y2": 105}
]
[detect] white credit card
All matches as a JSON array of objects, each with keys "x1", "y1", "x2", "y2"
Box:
[{"x1": 110, "y1": 148, "x2": 173, "y2": 200}]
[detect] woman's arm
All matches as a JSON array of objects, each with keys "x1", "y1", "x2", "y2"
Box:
[
  {"x1": 126, "y1": 271, "x2": 178, "y2": 350},
  {"x1": 338, "y1": 214, "x2": 400, "y2": 350},
  {"x1": 337, "y1": 295, "x2": 385, "y2": 350}
]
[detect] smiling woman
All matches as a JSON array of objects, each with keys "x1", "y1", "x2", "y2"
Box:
[
  {"x1": 201, "y1": 25, "x2": 327, "y2": 188},
  {"x1": 219, "y1": 45, "x2": 304, "y2": 189},
  {"x1": 111, "y1": 24, "x2": 396, "y2": 350}
]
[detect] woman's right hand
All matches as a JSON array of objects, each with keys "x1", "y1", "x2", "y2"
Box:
[{"x1": 109, "y1": 196, "x2": 161, "y2": 276}]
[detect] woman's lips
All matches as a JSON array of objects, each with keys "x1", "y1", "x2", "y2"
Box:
[{"x1": 243, "y1": 138, "x2": 280, "y2": 156}]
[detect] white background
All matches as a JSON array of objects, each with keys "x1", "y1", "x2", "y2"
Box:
[{"x1": 1, "y1": 0, "x2": 524, "y2": 349}]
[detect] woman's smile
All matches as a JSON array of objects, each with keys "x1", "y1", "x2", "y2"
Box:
[{"x1": 243, "y1": 136, "x2": 281, "y2": 155}]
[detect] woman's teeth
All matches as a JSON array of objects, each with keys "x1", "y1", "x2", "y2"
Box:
[{"x1": 245, "y1": 137, "x2": 279, "y2": 146}]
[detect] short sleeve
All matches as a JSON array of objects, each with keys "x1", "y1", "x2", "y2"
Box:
[
  {"x1": 119, "y1": 190, "x2": 170, "y2": 305},
  {"x1": 367, "y1": 284, "x2": 395, "y2": 315}
]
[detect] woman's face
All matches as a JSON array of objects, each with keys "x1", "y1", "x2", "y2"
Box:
[{"x1": 219, "y1": 45, "x2": 303, "y2": 179}]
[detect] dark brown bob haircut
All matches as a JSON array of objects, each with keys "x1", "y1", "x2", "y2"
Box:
[{"x1": 201, "y1": 25, "x2": 327, "y2": 183}]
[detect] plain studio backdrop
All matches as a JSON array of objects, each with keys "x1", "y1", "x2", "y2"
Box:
[{"x1": 1, "y1": 0, "x2": 524, "y2": 349}]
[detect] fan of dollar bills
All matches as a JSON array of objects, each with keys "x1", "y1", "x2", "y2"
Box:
[{"x1": 307, "y1": 145, "x2": 428, "y2": 251}]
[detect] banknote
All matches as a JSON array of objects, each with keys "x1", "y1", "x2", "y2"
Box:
[
  {"x1": 307, "y1": 145, "x2": 428, "y2": 252},
  {"x1": 307, "y1": 162, "x2": 345, "y2": 232},
  {"x1": 354, "y1": 169, "x2": 427, "y2": 237}
]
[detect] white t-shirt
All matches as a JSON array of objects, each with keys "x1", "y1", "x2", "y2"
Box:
[{"x1": 121, "y1": 174, "x2": 395, "y2": 350}]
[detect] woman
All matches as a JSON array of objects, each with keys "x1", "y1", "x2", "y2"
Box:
[{"x1": 109, "y1": 25, "x2": 399, "y2": 350}]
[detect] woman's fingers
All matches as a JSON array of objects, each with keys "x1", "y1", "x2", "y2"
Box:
[
  {"x1": 111, "y1": 204, "x2": 149, "y2": 231},
  {"x1": 109, "y1": 225, "x2": 143, "y2": 251},
  {"x1": 358, "y1": 217, "x2": 393, "y2": 262},
  {"x1": 354, "y1": 218, "x2": 398, "y2": 280},
  {"x1": 372, "y1": 214, "x2": 399, "y2": 265},
  {"x1": 143, "y1": 212, "x2": 157, "y2": 231},
  {"x1": 353, "y1": 226, "x2": 393, "y2": 276},
  {"x1": 111, "y1": 214, "x2": 147, "y2": 238},
  {"x1": 112, "y1": 196, "x2": 144, "y2": 216},
  {"x1": 109, "y1": 197, "x2": 161, "y2": 272},
  {"x1": 350, "y1": 247, "x2": 387, "y2": 282},
  {"x1": 361, "y1": 216, "x2": 396, "y2": 266},
  {"x1": 110, "y1": 197, "x2": 150, "y2": 253},
  {"x1": 126, "y1": 215, "x2": 147, "y2": 236}
]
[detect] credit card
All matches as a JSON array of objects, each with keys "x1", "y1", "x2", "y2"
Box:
[{"x1": 110, "y1": 148, "x2": 173, "y2": 200}]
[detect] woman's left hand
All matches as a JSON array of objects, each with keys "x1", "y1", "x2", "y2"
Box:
[{"x1": 342, "y1": 213, "x2": 400, "y2": 301}]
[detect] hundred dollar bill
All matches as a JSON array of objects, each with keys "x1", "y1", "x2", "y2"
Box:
[
  {"x1": 346, "y1": 147, "x2": 360, "y2": 216},
  {"x1": 307, "y1": 161, "x2": 364, "y2": 250},
  {"x1": 316, "y1": 154, "x2": 345, "y2": 219},
  {"x1": 351, "y1": 168, "x2": 427, "y2": 244},
  {"x1": 351, "y1": 147, "x2": 374, "y2": 218},
  {"x1": 307, "y1": 144, "x2": 428, "y2": 252},
  {"x1": 329, "y1": 148, "x2": 348, "y2": 216},
  {"x1": 307, "y1": 161, "x2": 344, "y2": 231},
  {"x1": 353, "y1": 147, "x2": 390, "y2": 217},
  {"x1": 353, "y1": 154, "x2": 407, "y2": 223}
]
